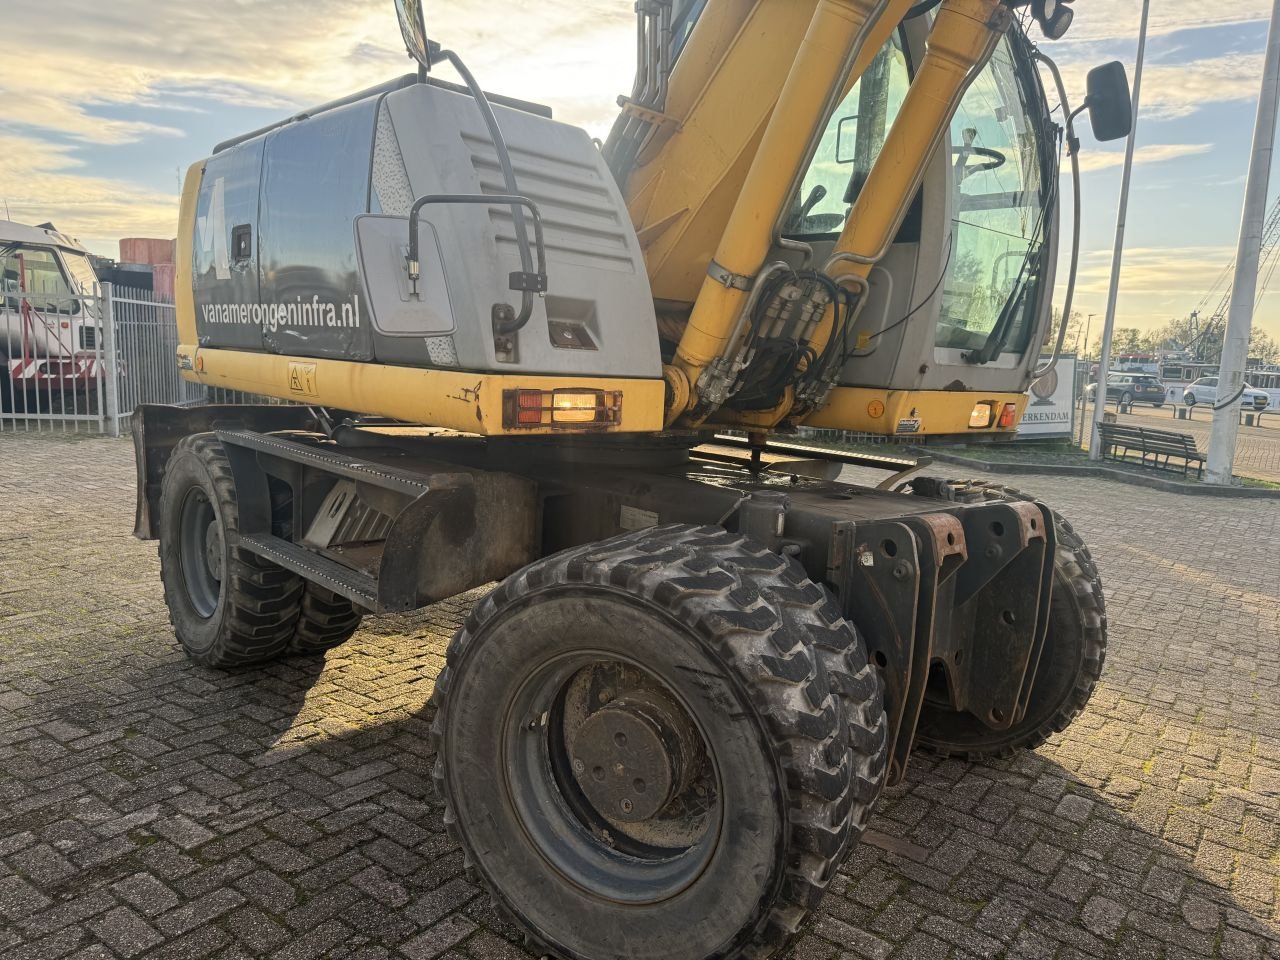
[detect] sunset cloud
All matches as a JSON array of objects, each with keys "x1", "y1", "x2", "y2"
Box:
[
  {"x1": 1, "y1": 1, "x2": 634, "y2": 146},
  {"x1": 1049, "y1": 51, "x2": 1266, "y2": 126},
  {"x1": 1076, "y1": 143, "x2": 1214, "y2": 174},
  {"x1": 0, "y1": 133, "x2": 177, "y2": 250}
]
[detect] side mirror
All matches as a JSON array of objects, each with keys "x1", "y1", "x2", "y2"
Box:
[
  {"x1": 834, "y1": 115, "x2": 859, "y2": 164},
  {"x1": 394, "y1": 0, "x2": 430, "y2": 70},
  {"x1": 1085, "y1": 61, "x2": 1132, "y2": 142}
]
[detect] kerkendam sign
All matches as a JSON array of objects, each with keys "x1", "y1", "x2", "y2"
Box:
[{"x1": 1019, "y1": 354, "x2": 1076, "y2": 438}]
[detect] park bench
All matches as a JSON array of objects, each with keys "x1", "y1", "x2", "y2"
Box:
[{"x1": 1098, "y1": 422, "x2": 1205, "y2": 478}]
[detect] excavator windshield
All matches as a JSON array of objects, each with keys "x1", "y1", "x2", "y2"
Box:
[
  {"x1": 780, "y1": 22, "x2": 1056, "y2": 362},
  {"x1": 936, "y1": 29, "x2": 1056, "y2": 358},
  {"x1": 785, "y1": 33, "x2": 911, "y2": 237}
]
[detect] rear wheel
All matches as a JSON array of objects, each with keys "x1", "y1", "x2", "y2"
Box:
[
  {"x1": 1120, "y1": 391, "x2": 1132, "y2": 406},
  {"x1": 290, "y1": 585, "x2": 363, "y2": 654},
  {"x1": 431, "y1": 525, "x2": 886, "y2": 960},
  {"x1": 265, "y1": 470, "x2": 365, "y2": 655},
  {"x1": 899, "y1": 479, "x2": 1106, "y2": 760},
  {"x1": 159, "y1": 434, "x2": 303, "y2": 667}
]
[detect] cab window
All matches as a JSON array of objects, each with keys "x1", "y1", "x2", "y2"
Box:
[
  {"x1": 783, "y1": 32, "x2": 911, "y2": 237},
  {"x1": 670, "y1": 0, "x2": 711, "y2": 60},
  {"x1": 0, "y1": 246, "x2": 80, "y2": 314},
  {"x1": 935, "y1": 31, "x2": 1054, "y2": 355}
]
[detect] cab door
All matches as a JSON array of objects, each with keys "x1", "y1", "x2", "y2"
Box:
[{"x1": 192, "y1": 139, "x2": 265, "y2": 352}]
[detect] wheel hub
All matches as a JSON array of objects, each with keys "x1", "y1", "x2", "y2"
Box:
[
  {"x1": 205, "y1": 521, "x2": 224, "y2": 581},
  {"x1": 569, "y1": 696, "x2": 688, "y2": 823}
]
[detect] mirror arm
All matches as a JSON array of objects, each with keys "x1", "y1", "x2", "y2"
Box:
[{"x1": 1031, "y1": 49, "x2": 1081, "y2": 380}]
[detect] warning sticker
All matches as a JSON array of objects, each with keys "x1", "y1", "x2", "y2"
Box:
[
  {"x1": 288, "y1": 361, "x2": 318, "y2": 397},
  {"x1": 619, "y1": 505, "x2": 659, "y2": 531}
]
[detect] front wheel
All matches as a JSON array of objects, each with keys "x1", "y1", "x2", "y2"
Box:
[
  {"x1": 1120, "y1": 391, "x2": 1132, "y2": 406},
  {"x1": 899, "y1": 479, "x2": 1107, "y2": 760},
  {"x1": 431, "y1": 525, "x2": 886, "y2": 960},
  {"x1": 1185, "y1": 394, "x2": 1197, "y2": 406}
]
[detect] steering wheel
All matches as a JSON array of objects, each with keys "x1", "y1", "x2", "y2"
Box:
[
  {"x1": 952, "y1": 145, "x2": 1007, "y2": 179},
  {"x1": 801, "y1": 212, "x2": 846, "y2": 233}
]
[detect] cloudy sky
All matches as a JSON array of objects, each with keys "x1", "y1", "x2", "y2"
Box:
[{"x1": 3, "y1": 0, "x2": 1278, "y2": 340}]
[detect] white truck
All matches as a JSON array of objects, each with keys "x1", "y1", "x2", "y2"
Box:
[{"x1": 1, "y1": 219, "x2": 104, "y2": 400}]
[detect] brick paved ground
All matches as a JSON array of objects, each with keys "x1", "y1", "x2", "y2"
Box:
[{"x1": 1, "y1": 433, "x2": 1277, "y2": 960}]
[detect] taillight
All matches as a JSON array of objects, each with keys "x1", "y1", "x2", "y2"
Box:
[
  {"x1": 515, "y1": 390, "x2": 544, "y2": 425},
  {"x1": 968, "y1": 402, "x2": 994, "y2": 428},
  {"x1": 503, "y1": 389, "x2": 623, "y2": 429},
  {"x1": 998, "y1": 402, "x2": 1019, "y2": 428}
]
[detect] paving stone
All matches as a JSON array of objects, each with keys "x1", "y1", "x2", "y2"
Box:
[
  {"x1": 155, "y1": 888, "x2": 244, "y2": 936},
  {"x1": 109, "y1": 872, "x2": 180, "y2": 917},
  {"x1": 401, "y1": 916, "x2": 478, "y2": 960},
  {"x1": 1081, "y1": 894, "x2": 1128, "y2": 940},
  {"x1": 1054, "y1": 794, "x2": 1095, "y2": 824},
  {"x1": 0, "y1": 876, "x2": 52, "y2": 920},
  {"x1": 151, "y1": 815, "x2": 216, "y2": 851},
  {"x1": 0, "y1": 434, "x2": 1277, "y2": 960},
  {"x1": 86, "y1": 906, "x2": 163, "y2": 958}
]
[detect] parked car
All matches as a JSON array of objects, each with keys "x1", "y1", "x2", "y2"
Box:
[
  {"x1": 1085, "y1": 372, "x2": 1166, "y2": 407},
  {"x1": 1182, "y1": 377, "x2": 1269, "y2": 410}
]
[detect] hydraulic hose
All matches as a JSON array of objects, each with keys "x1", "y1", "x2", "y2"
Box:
[{"x1": 432, "y1": 47, "x2": 539, "y2": 335}]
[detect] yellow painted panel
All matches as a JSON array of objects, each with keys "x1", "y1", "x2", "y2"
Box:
[
  {"x1": 174, "y1": 162, "x2": 204, "y2": 346},
  {"x1": 183, "y1": 347, "x2": 667, "y2": 436},
  {"x1": 801, "y1": 387, "x2": 1029, "y2": 436}
]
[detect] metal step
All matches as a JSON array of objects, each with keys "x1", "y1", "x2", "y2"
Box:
[
  {"x1": 237, "y1": 533, "x2": 380, "y2": 611},
  {"x1": 216, "y1": 429, "x2": 450, "y2": 497},
  {"x1": 711, "y1": 432, "x2": 930, "y2": 472}
]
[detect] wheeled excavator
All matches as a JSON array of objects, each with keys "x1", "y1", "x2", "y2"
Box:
[{"x1": 131, "y1": 2, "x2": 1129, "y2": 957}]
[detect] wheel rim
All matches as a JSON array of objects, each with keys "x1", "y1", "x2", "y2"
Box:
[
  {"x1": 503, "y1": 653, "x2": 722, "y2": 905},
  {"x1": 178, "y1": 487, "x2": 222, "y2": 618}
]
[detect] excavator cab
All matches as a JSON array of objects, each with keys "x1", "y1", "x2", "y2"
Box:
[
  {"x1": 617, "y1": 0, "x2": 1129, "y2": 436},
  {"x1": 794, "y1": 23, "x2": 1058, "y2": 405}
]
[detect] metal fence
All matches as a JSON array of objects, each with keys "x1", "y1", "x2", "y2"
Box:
[
  {"x1": 113, "y1": 285, "x2": 204, "y2": 418},
  {"x1": 1, "y1": 286, "x2": 112, "y2": 434},
  {"x1": 1, "y1": 282, "x2": 239, "y2": 437}
]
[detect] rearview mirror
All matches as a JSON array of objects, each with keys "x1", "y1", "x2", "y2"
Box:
[
  {"x1": 834, "y1": 115, "x2": 859, "y2": 164},
  {"x1": 1085, "y1": 61, "x2": 1132, "y2": 142},
  {"x1": 394, "y1": 0, "x2": 430, "y2": 70}
]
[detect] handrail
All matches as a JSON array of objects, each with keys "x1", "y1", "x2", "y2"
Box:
[{"x1": 406, "y1": 193, "x2": 548, "y2": 335}]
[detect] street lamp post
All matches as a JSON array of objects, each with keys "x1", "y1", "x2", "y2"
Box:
[
  {"x1": 1089, "y1": 0, "x2": 1151, "y2": 460},
  {"x1": 1206, "y1": 0, "x2": 1280, "y2": 484}
]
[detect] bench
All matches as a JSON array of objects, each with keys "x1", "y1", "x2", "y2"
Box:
[{"x1": 1098, "y1": 422, "x2": 1205, "y2": 478}]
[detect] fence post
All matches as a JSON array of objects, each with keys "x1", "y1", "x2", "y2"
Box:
[{"x1": 100, "y1": 282, "x2": 122, "y2": 438}]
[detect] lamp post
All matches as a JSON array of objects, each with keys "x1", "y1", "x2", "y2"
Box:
[
  {"x1": 1206, "y1": 0, "x2": 1280, "y2": 484},
  {"x1": 1089, "y1": 0, "x2": 1151, "y2": 460},
  {"x1": 1075, "y1": 313, "x2": 1095, "y2": 446}
]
